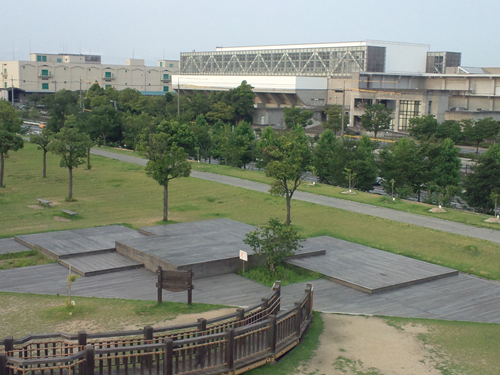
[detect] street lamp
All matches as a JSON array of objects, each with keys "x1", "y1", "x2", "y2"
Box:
[{"x1": 334, "y1": 96, "x2": 339, "y2": 105}]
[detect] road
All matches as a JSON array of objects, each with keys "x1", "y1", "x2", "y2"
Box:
[{"x1": 90, "y1": 148, "x2": 500, "y2": 245}]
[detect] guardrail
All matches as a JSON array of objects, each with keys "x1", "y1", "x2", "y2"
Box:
[{"x1": 0, "y1": 282, "x2": 314, "y2": 375}]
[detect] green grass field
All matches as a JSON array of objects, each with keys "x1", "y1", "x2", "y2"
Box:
[
  {"x1": 99, "y1": 146, "x2": 500, "y2": 231},
  {"x1": 2, "y1": 143, "x2": 500, "y2": 280}
]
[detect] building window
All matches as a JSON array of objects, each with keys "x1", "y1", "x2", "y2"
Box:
[
  {"x1": 57, "y1": 58, "x2": 62, "y2": 63},
  {"x1": 88, "y1": 68, "x2": 91, "y2": 71},
  {"x1": 160, "y1": 62, "x2": 163, "y2": 67},
  {"x1": 163, "y1": 74, "x2": 169, "y2": 80},
  {"x1": 3, "y1": 69, "x2": 6, "y2": 74},
  {"x1": 399, "y1": 100, "x2": 420, "y2": 131},
  {"x1": 64, "y1": 68, "x2": 66, "y2": 70},
  {"x1": 163, "y1": 86, "x2": 169, "y2": 92},
  {"x1": 37, "y1": 55, "x2": 41, "y2": 61},
  {"x1": 105, "y1": 72, "x2": 112, "y2": 78},
  {"x1": 41, "y1": 69, "x2": 49, "y2": 76},
  {"x1": 169, "y1": 64, "x2": 173, "y2": 67},
  {"x1": 23, "y1": 80, "x2": 25, "y2": 83},
  {"x1": 4, "y1": 83, "x2": 6, "y2": 88},
  {"x1": 42, "y1": 83, "x2": 49, "y2": 90}
]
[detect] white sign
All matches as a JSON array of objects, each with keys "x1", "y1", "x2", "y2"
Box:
[{"x1": 239, "y1": 250, "x2": 248, "y2": 262}]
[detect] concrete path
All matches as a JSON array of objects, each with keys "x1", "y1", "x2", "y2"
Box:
[{"x1": 91, "y1": 148, "x2": 500, "y2": 245}]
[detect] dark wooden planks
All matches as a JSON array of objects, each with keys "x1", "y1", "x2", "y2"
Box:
[
  {"x1": 59, "y1": 253, "x2": 144, "y2": 276},
  {"x1": 287, "y1": 236, "x2": 458, "y2": 293},
  {"x1": 0, "y1": 238, "x2": 31, "y2": 255}
]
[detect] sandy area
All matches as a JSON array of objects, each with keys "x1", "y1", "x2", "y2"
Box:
[
  {"x1": 27, "y1": 205, "x2": 44, "y2": 210},
  {"x1": 484, "y1": 217, "x2": 500, "y2": 223},
  {"x1": 297, "y1": 314, "x2": 440, "y2": 375},
  {"x1": 429, "y1": 207, "x2": 446, "y2": 213}
]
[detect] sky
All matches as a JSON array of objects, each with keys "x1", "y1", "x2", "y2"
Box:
[{"x1": 2, "y1": 0, "x2": 499, "y2": 67}]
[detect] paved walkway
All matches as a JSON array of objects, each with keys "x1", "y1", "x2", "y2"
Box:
[{"x1": 91, "y1": 149, "x2": 500, "y2": 245}]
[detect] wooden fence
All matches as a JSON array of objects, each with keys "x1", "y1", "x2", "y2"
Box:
[{"x1": 0, "y1": 282, "x2": 314, "y2": 375}]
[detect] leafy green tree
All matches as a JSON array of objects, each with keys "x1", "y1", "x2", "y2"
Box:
[
  {"x1": 88, "y1": 104, "x2": 122, "y2": 146},
  {"x1": 463, "y1": 118, "x2": 500, "y2": 154},
  {"x1": 464, "y1": 144, "x2": 500, "y2": 213},
  {"x1": 378, "y1": 138, "x2": 427, "y2": 200},
  {"x1": 243, "y1": 218, "x2": 303, "y2": 271},
  {"x1": 283, "y1": 105, "x2": 314, "y2": 128},
  {"x1": 430, "y1": 138, "x2": 462, "y2": 189},
  {"x1": 50, "y1": 118, "x2": 92, "y2": 200},
  {"x1": 435, "y1": 120, "x2": 463, "y2": 143},
  {"x1": 224, "y1": 81, "x2": 256, "y2": 123},
  {"x1": 323, "y1": 105, "x2": 347, "y2": 134},
  {"x1": 30, "y1": 128, "x2": 53, "y2": 178},
  {"x1": 361, "y1": 103, "x2": 393, "y2": 139},
  {"x1": 408, "y1": 115, "x2": 439, "y2": 141},
  {"x1": 29, "y1": 107, "x2": 41, "y2": 122},
  {"x1": 227, "y1": 121, "x2": 255, "y2": 167},
  {"x1": 137, "y1": 131, "x2": 191, "y2": 221},
  {"x1": 43, "y1": 89, "x2": 80, "y2": 132},
  {"x1": 312, "y1": 132, "x2": 376, "y2": 191},
  {"x1": 211, "y1": 121, "x2": 232, "y2": 165},
  {"x1": 0, "y1": 100, "x2": 24, "y2": 187},
  {"x1": 206, "y1": 102, "x2": 235, "y2": 124},
  {"x1": 259, "y1": 126, "x2": 311, "y2": 225}
]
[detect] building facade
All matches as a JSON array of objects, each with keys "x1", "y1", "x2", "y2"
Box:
[
  {"x1": 0, "y1": 53, "x2": 179, "y2": 103},
  {"x1": 174, "y1": 40, "x2": 500, "y2": 133}
]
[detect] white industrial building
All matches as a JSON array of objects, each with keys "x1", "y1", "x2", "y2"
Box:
[{"x1": 174, "y1": 40, "x2": 500, "y2": 132}]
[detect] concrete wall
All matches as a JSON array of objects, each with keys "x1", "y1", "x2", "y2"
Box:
[{"x1": 366, "y1": 40, "x2": 429, "y2": 73}]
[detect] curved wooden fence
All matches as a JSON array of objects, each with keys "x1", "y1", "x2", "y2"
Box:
[{"x1": 0, "y1": 282, "x2": 314, "y2": 375}]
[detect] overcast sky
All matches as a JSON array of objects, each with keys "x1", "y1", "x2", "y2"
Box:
[{"x1": 2, "y1": 0, "x2": 498, "y2": 67}]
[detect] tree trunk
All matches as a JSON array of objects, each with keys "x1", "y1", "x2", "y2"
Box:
[
  {"x1": 163, "y1": 184, "x2": 168, "y2": 221},
  {"x1": 43, "y1": 150, "x2": 47, "y2": 178},
  {"x1": 374, "y1": 130, "x2": 378, "y2": 139},
  {"x1": 0, "y1": 153, "x2": 4, "y2": 188},
  {"x1": 286, "y1": 194, "x2": 291, "y2": 226},
  {"x1": 68, "y1": 167, "x2": 73, "y2": 200},
  {"x1": 103, "y1": 134, "x2": 107, "y2": 147},
  {"x1": 418, "y1": 190, "x2": 421, "y2": 202},
  {"x1": 87, "y1": 148, "x2": 91, "y2": 170}
]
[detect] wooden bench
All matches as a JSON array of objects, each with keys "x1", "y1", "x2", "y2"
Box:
[
  {"x1": 61, "y1": 209, "x2": 78, "y2": 218},
  {"x1": 37, "y1": 198, "x2": 52, "y2": 207}
]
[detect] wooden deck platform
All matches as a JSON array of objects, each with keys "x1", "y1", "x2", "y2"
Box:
[
  {"x1": 287, "y1": 236, "x2": 458, "y2": 293},
  {"x1": 15, "y1": 225, "x2": 146, "y2": 260},
  {"x1": 0, "y1": 238, "x2": 31, "y2": 255},
  {"x1": 59, "y1": 253, "x2": 144, "y2": 276},
  {"x1": 139, "y1": 218, "x2": 256, "y2": 237}
]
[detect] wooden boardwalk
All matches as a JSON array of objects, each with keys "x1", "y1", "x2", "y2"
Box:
[
  {"x1": 15, "y1": 225, "x2": 146, "y2": 259},
  {"x1": 287, "y1": 236, "x2": 458, "y2": 293},
  {"x1": 140, "y1": 218, "x2": 255, "y2": 237},
  {"x1": 0, "y1": 238, "x2": 31, "y2": 255},
  {"x1": 59, "y1": 253, "x2": 144, "y2": 276}
]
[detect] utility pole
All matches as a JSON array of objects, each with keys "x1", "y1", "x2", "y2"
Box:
[
  {"x1": 340, "y1": 80, "x2": 345, "y2": 137},
  {"x1": 177, "y1": 81, "x2": 180, "y2": 117},
  {"x1": 54, "y1": 80, "x2": 57, "y2": 93},
  {"x1": 11, "y1": 77, "x2": 14, "y2": 105},
  {"x1": 79, "y1": 79, "x2": 82, "y2": 110}
]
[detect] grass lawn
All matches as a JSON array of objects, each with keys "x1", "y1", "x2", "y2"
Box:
[
  {"x1": 2, "y1": 144, "x2": 500, "y2": 280},
  {"x1": 0, "y1": 291, "x2": 228, "y2": 338},
  {"x1": 0, "y1": 250, "x2": 54, "y2": 270},
  {"x1": 238, "y1": 264, "x2": 322, "y2": 287},
  {"x1": 99, "y1": 146, "x2": 500, "y2": 231},
  {"x1": 384, "y1": 316, "x2": 500, "y2": 375}
]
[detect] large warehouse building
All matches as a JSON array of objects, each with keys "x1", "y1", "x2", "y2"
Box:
[{"x1": 173, "y1": 40, "x2": 500, "y2": 133}]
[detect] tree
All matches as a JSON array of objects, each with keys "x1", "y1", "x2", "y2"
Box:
[
  {"x1": 30, "y1": 128, "x2": 53, "y2": 178},
  {"x1": 0, "y1": 100, "x2": 24, "y2": 187},
  {"x1": 50, "y1": 119, "x2": 92, "y2": 200},
  {"x1": 88, "y1": 104, "x2": 122, "y2": 146},
  {"x1": 224, "y1": 81, "x2": 256, "y2": 123},
  {"x1": 361, "y1": 103, "x2": 393, "y2": 139},
  {"x1": 323, "y1": 105, "x2": 347, "y2": 134},
  {"x1": 463, "y1": 118, "x2": 500, "y2": 154},
  {"x1": 191, "y1": 114, "x2": 215, "y2": 162},
  {"x1": 260, "y1": 126, "x2": 311, "y2": 225},
  {"x1": 435, "y1": 120, "x2": 463, "y2": 143},
  {"x1": 283, "y1": 105, "x2": 314, "y2": 128},
  {"x1": 137, "y1": 133, "x2": 191, "y2": 221},
  {"x1": 243, "y1": 218, "x2": 303, "y2": 271},
  {"x1": 408, "y1": 115, "x2": 439, "y2": 141},
  {"x1": 464, "y1": 144, "x2": 500, "y2": 213},
  {"x1": 43, "y1": 89, "x2": 80, "y2": 132},
  {"x1": 206, "y1": 102, "x2": 235, "y2": 124}
]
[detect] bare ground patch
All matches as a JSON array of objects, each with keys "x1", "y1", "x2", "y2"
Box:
[
  {"x1": 27, "y1": 205, "x2": 44, "y2": 210},
  {"x1": 297, "y1": 314, "x2": 440, "y2": 375}
]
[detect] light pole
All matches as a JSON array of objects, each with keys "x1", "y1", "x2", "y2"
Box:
[{"x1": 334, "y1": 96, "x2": 339, "y2": 105}]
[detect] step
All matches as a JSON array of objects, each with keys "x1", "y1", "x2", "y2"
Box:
[{"x1": 59, "y1": 252, "x2": 143, "y2": 276}]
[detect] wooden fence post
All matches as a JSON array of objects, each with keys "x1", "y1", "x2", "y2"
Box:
[
  {"x1": 144, "y1": 326, "x2": 154, "y2": 370},
  {"x1": 196, "y1": 319, "x2": 207, "y2": 368},
  {"x1": 157, "y1": 266, "x2": 163, "y2": 304},
  {"x1": 268, "y1": 315, "x2": 277, "y2": 354},
  {"x1": 294, "y1": 302, "x2": 302, "y2": 338},
  {"x1": 236, "y1": 308, "x2": 245, "y2": 328},
  {"x1": 261, "y1": 297, "x2": 268, "y2": 319},
  {"x1": 0, "y1": 352, "x2": 7, "y2": 375},
  {"x1": 78, "y1": 331, "x2": 87, "y2": 347},
  {"x1": 225, "y1": 329, "x2": 235, "y2": 371},
  {"x1": 164, "y1": 339, "x2": 173, "y2": 375},
  {"x1": 85, "y1": 345, "x2": 95, "y2": 375},
  {"x1": 272, "y1": 281, "x2": 281, "y2": 314},
  {"x1": 187, "y1": 269, "x2": 194, "y2": 306},
  {"x1": 3, "y1": 337, "x2": 13, "y2": 354},
  {"x1": 306, "y1": 283, "x2": 314, "y2": 319}
]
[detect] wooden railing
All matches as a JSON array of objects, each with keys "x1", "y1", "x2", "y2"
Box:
[{"x1": 0, "y1": 282, "x2": 313, "y2": 375}]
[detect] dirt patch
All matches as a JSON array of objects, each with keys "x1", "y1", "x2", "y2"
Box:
[
  {"x1": 298, "y1": 314, "x2": 440, "y2": 375},
  {"x1": 27, "y1": 205, "x2": 44, "y2": 210},
  {"x1": 54, "y1": 216, "x2": 71, "y2": 222},
  {"x1": 50, "y1": 201, "x2": 61, "y2": 206},
  {"x1": 429, "y1": 207, "x2": 446, "y2": 213},
  {"x1": 485, "y1": 218, "x2": 500, "y2": 224}
]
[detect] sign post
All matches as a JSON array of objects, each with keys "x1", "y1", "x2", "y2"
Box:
[
  {"x1": 156, "y1": 266, "x2": 194, "y2": 305},
  {"x1": 239, "y1": 250, "x2": 248, "y2": 273}
]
